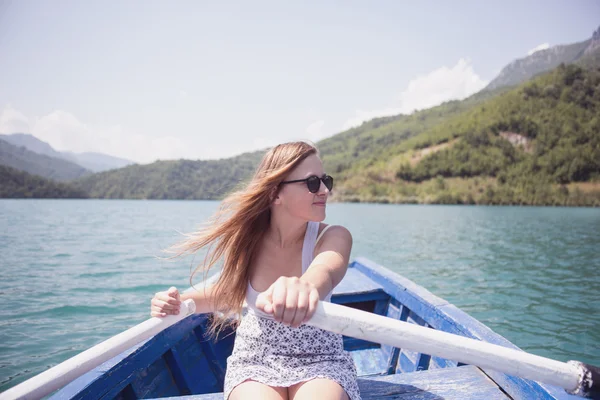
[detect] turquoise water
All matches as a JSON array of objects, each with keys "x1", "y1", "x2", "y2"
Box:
[{"x1": 1, "y1": 199, "x2": 599, "y2": 392}]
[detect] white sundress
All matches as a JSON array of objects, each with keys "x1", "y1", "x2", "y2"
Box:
[{"x1": 223, "y1": 221, "x2": 361, "y2": 400}]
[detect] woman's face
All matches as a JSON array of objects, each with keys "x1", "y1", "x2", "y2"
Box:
[{"x1": 275, "y1": 154, "x2": 330, "y2": 222}]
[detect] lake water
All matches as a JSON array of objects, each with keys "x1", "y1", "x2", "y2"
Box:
[{"x1": 1, "y1": 199, "x2": 599, "y2": 392}]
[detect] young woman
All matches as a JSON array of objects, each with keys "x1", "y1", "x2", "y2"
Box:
[{"x1": 150, "y1": 141, "x2": 360, "y2": 400}]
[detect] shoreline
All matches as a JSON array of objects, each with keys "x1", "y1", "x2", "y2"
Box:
[{"x1": 1, "y1": 197, "x2": 599, "y2": 207}]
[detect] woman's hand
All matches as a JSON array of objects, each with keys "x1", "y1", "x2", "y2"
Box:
[
  {"x1": 150, "y1": 286, "x2": 181, "y2": 317},
  {"x1": 255, "y1": 277, "x2": 320, "y2": 328}
]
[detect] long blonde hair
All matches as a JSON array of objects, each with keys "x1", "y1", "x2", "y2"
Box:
[{"x1": 164, "y1": 141, "x2": 317, "y2": 333}]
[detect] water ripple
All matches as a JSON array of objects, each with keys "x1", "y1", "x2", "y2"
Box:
[{"x1": 0, "y1": 200, "x2": 598, "y2": 393}]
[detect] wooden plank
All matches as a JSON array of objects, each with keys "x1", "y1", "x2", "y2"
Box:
[
  {"x1": 384, "y1": 301, "x2": 402, "y2": 374},
  {"x1": 357, "y1": 365, "x2": 509, "y2": 399},
  {"x1": 351, "y1": 258, "x2": 476, "y2": 374},
  {"x1": 157, "y1": 365, "x2": 510, "y2": 400},
  {"x1": 131, "y1": 357, "x2": 179, "y2": 398},
  {"x1": 332, "y1": 291, "x2": 389, "y2": 306},
  {"x1": 350, "y1": 259, "x2": 468, "y2": 337},
  {"x1": 396, "y1": 309, "x2": 437, "y2": 374},
  {"x1": 350, "y1": 348, "x2": 389, "y2": 376},
  {"x1": 351, "y1": 259, "x2": 581, "y2": 400},
  {"x1": 334, "y1": 266, "x2": 385, "y2": 296},
  {"x1": 98, "y1": 381, "x2": 138, "y2": 400},
  {"x1": 172, "y1": 331, "x2": 219, "y2": 393},
  {"x1": 438, "y1": 304, "x2": 580, "y2": 399},
  {"x1": 398, "y1": 351, "x2": 418, "y2": 373},
  {"x1": 51, "y1": 314, "x2": 210, "y2": 399},
  {"x1": 163, "y1": 349, "x2": 191, "y2": 395},
  {"x1": 111, "y1": 384, "x2": 136, "y2": 400},
  {"x1": 333, "y1": 281, "x2": 390, "y2": 355},
  {"x1": 429, "y1": 355, "x2": 458, "y2": 370},
  {"x1": 50, "y1": 258, "x2": 580, "y2": 400},
  {"x1": 352, "y1": 258, "x2": 449, "y2": 308},
  {"x1": 9, "y1": 300, "x2": 199, "y2": 400},
  {"x1": 343, "y1": 337, "x2": 379, "y2": 351},
  {"x1": 158, "y1": 393, "x2": 222, "y2": 400},
  {"x1": 198, "y1": 324, "x2": 236, "y2": 383}
]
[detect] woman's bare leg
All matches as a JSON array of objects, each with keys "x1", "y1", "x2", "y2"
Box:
[
  {"x1": 229, "y1": 380, "x2": 288, "y2": 400},
  {"x1": 288, "y1": 378, "x2": 349, "y2": 400}
]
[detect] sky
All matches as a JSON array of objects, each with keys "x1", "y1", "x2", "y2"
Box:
[{"x1": 0, "y1": 1, "x2": 598, "y2": 164}]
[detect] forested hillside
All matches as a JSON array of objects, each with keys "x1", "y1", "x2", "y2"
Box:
[
  {"x1": 72, "y1": 151, "x2": 264, "y2": 200},
  {"x1": 0, "y1": 165, "x2": 88, "y2": 198},
  {"x1": 2, "y1": 41, "x2": 599, "y2": 206},
  {"x1": 0, "y1": 139, "x2": 92, "y2": 181},
  {"x1": 332, "y1": 64, "x2": 600, "y2": 206}
]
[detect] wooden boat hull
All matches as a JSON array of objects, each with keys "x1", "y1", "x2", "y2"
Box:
[{"x1": 51, "y1": 258, "x2": 579, "y2": 400}]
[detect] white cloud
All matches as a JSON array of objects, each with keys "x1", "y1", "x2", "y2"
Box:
[
  {"x1": 527, "y1": 43, "x2": 550, "y2": 56},
  {"x1": 397, "y1": 58, "x2": 488, "y2": 111},
  {"x1": 0, "y1": 105, "x2": 30, "y2": 133},
  {"x1": 0, "y1": 106, "x2": 190, "y2": 164},
  {"x1": 252, "y1": 137, "x2": 277, "y2": 150},
  {"x1": 305, "y1": 120, "x2": 325, "y2": 141},
  {"x1": 248, "y1": 125, "x2": 326, "y2": 153},
  {"x1": 33, "y1": 110, "x2": 94, "y2": 152},
  {"x1": 342, "y1": 58, "x2": 488, "y2": 130},
  {"x1": 342, "y1": 108, "x2": 404, "y2": 131}
]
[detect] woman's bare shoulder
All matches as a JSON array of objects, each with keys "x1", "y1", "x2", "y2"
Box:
[{"x1": 316, "y1": 223, "x2": 352, "y2": 245}]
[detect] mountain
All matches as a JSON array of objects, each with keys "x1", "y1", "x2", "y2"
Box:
[
  {"x1": 2, "y1": 27, "x2": 598, "y2": 205},
  {"x1": 72, "y1": 150, "x2": 265, "y2": 200},
  {"x1": 69, "y1": 62, "x2": 600, "y2": 206},
  {"x1": 0, "y1": 133, "x2": 135, "y2": 172},
  {"x1": 3, "y1": 61, "x2": 598, "y2": 205},
  {"x1": 485, "y1": 25, "x2": 600, "y2": 91},
  {"x1": 0, "y1": 164, "x2": 88, "y2": 198},
  {"x1": 578, "y1": 26, "x2": 600, "y2": 68},
  {"x1": 318, "y1": 86, "x2": 509, "y2": 179},
  {"x1": 61, "y1": 151, "x2": 134, "y2": 173},
  {"x1": 1, "y1": 133, "x2": 62, "y2": 158},
  {"x1": 331, "y1": 63, "x2": 600, "y2": 206},
  {"x1": 585, "y1": 25, "x2": 600, "y2": 54},
  {"x1": 0, "y1": 138, "x2": 93, "y2": 182}
]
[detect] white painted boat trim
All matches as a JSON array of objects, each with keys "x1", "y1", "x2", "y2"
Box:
[
  {"x1": 1, "y1": 280, "x2": 589, "y2": 399},
  {"x1": 307, "y1": 301, "x2": 584, "y2": 395},
  {"x1": 0, "y1": 300, "x2": 196, "y2": 400}
]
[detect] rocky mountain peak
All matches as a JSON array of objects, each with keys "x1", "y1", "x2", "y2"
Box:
[{"x1": 585, "y1": 25, "x2": 600, "y2": 54}]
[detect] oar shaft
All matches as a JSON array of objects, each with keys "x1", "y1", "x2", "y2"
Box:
[
  {"x1": 307, "y1": 302, "x2": 588, "y2": 396},
  {"x1": 0, "y1": 300, "x2": 196, "y2": 400}
]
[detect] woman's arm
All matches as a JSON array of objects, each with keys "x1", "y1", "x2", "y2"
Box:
[
  {"x1": 255, "y1": 225, "x2": 352, "y2": 327},
  {"x1": 301, "y1": 225, "x2": 352, "y2": 299},
  {"x1": 181, "y1": 283, "x2": 217, "y2": 314},
  {"x1": 151, "y1": 283, "x2": 216, "y2": 317}
]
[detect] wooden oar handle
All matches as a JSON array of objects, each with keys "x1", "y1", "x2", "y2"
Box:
[
  {"x1": 0, "y1": 299, "x2": 197, "y2": 400},
  {"x1": 568, "y1": 361, "x2": 600, "y2": 398},
  {"x1": 307, "y1": 301, "x2": 600, "y2": 399}
]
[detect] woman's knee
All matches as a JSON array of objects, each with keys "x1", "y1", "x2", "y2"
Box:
[
  {"x1": 288, "y1": 378, "x2": 349, "y2": 400},
  {"x1": 229, "y1": 380, "x2": 288, "y2": 400}
]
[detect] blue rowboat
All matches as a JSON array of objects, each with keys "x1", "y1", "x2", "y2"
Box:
[{"x1": 38, "y1": 258, "x2": 587, "y2": 399}]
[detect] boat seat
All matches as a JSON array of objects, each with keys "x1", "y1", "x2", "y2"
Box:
[
  {"x1": 333, "y1": 267, "x2": 385, "y2": 297},
  {"x1": 153, "y1": 365, "x2": 510, "y2": 399}
]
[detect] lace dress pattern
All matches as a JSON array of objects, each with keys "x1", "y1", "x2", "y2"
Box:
[{"x1": 223, "y1": 309, "x2": 361, "y2": 399}]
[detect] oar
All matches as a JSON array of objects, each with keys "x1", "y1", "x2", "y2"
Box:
[
  {"x1": 3, "y1": 299, "x2": 597, "y2": 399},
  {"x1": 0, "y1": 300, "x2": 198, "y2": 400},
  {"x1": 306, "y1": 301, "x2": 599, "y2": 399}
]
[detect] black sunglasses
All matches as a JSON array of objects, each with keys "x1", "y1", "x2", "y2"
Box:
[{"x1": 279, "y1": 174, "x2": 334, "y2": 193}]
